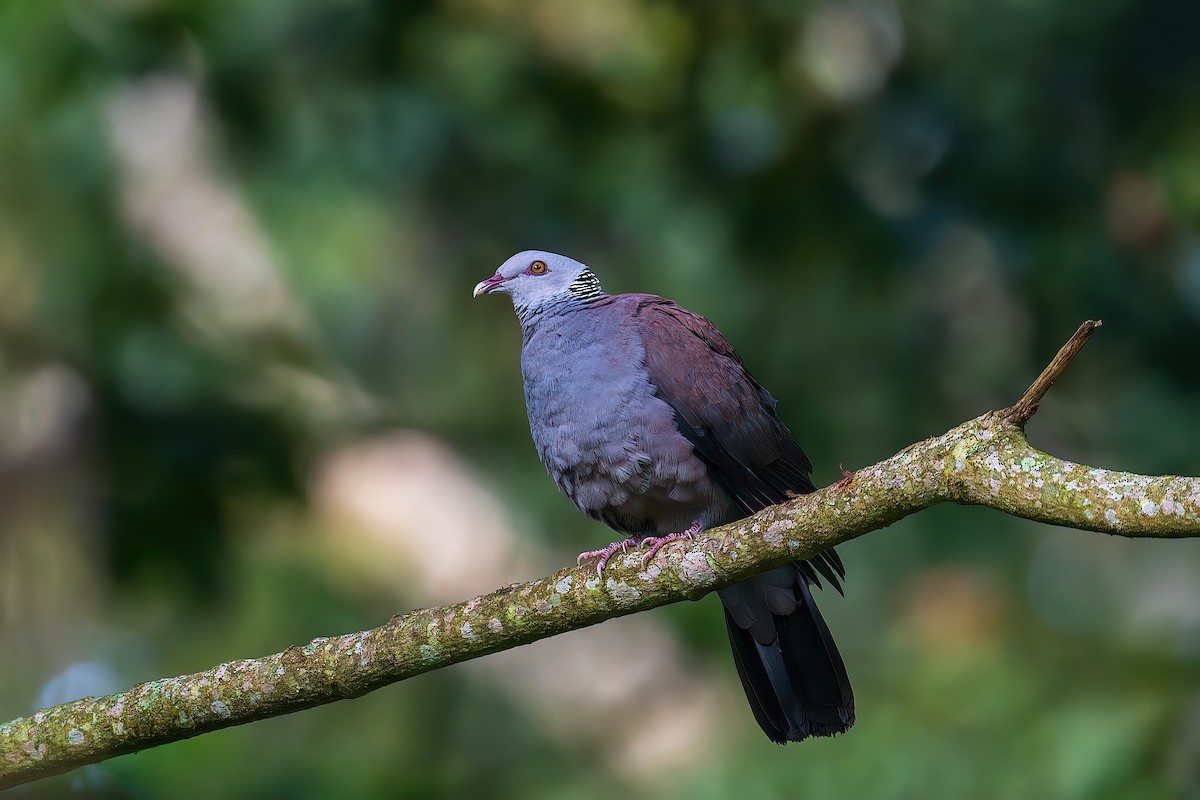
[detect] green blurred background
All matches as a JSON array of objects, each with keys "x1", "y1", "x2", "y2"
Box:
[{"x1": 3, "y1": 0, "x2": 1200, "y2": 797}]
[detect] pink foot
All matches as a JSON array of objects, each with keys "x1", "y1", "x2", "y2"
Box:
[
  {"x1": 640, "y1": 521, "x2": 703, "y2": 566},
  {"x1": 577, "y1": 537, "x2": 639, "y2": 576}
]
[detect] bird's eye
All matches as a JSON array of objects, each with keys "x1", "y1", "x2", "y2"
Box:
[{"x1": 529, "y1": 260, "x2": 547, "y2": 275}]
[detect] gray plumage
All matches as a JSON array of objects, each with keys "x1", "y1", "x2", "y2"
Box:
[
  {"x1": 521, "y1": 292, "x2": 732, "y2": 534},
  {"x1": 474, "y1": 250, "x2": 855, "y2": 743}
]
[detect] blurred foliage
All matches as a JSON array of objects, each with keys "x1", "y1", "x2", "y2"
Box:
[{"x1": 2, "y1": 0, "x2": 1200, "y2": 798}]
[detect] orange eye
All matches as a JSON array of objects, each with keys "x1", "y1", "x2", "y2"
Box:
[{"x1": 529, "y1": 260, "x2": 547, "y2": 275}]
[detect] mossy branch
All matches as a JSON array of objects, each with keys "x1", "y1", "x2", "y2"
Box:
[{"x1": 3, "y1": 320, "x2": 1198, "y2": 790}]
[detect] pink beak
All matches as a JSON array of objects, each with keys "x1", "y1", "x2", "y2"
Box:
[{"x1": 472, "y1": 273, "x2": 507, "y2": 298}]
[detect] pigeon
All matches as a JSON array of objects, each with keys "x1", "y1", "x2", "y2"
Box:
[{"x1": 474, "y1": 250, "x2": 854, "y2": 743}]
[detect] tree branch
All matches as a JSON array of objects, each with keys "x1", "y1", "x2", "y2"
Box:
[
  {"x1": 1004, "y1": 319, "x2": 1103, "y2": 425},
  {"x1": 3, "y1": 322, "x2": 1198, "y2": 789}
]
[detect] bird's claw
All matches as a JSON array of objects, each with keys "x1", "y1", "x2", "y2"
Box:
[
  {"x1": 639, "y1": 521, "x2": 703, "y2": 566},
  {"x1": 576, "y1": 537, "x2": 638, "y2": 576},
  {"x1": 579, "y1": 523, "x2": 704, "y2": 575}
]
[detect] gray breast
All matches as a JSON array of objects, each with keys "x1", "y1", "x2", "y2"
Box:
[{"x1": 520, "y1": 307, "x2": 721, "y2": 536}]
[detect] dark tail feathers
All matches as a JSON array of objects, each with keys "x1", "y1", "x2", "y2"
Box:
[{"x1": 718, "y1": 558, "x2": 854, "y2": 743}]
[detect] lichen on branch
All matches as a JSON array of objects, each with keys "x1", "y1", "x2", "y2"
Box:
[{"x1": 2, "y1": 321, "x2": 1198, "y2": 790}]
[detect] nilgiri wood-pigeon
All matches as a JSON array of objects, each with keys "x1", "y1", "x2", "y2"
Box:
[{"x1": 473, "y1": 250, "x2": 855, "y2": 743}]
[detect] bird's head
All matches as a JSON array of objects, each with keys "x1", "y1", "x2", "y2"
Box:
[{"x1": 473, "y1": 250, "x2": 604, "y2": 318}]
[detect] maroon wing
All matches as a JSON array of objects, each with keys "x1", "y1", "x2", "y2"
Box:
[
  {"x1": 635, "y1": 295, "x2": 816, "y2": 513},
  {"x1": 635, "y1": 295, "x2": 854, "y2": 742}
]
